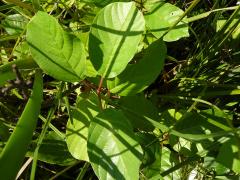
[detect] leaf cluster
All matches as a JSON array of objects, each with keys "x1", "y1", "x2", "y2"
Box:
[{"x1": 0, "y1": 0, "x2": 240, "y2": 179}]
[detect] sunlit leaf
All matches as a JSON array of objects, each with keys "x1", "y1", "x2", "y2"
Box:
[
  {"x1": 27, "y1": 11, "x2": 86, "y2": 82},
  {"x1": 88, "y1": 108, "x2": 142, "y2": 180},
  {"x1": 66, "y1": 93, "x2": 99, "y2": 162},
  {"x1": 107, "y1": 38, "x2": 166, "y2": 95},
  {"x1": 144, "y1": 2, "x2": 189, "y2": 42},
  {"x1": 216, "y1": 137, "x2": 240, "y2": 173},
  {"x1": 89, "y1": 2, "x2": 145, "y2": 78}
]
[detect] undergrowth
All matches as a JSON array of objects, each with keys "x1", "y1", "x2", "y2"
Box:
[{"x1": 0, "y1": 0, "x2": 240, "y2": 179}]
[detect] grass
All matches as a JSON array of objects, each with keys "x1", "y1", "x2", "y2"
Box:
[{"x1": 0, "y1": 0, "x2": 240, "y2": 179}]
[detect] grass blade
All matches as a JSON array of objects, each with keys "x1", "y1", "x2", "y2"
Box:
[{"x1": 0, "y1": 70, "x2": 43, "y2": 180}]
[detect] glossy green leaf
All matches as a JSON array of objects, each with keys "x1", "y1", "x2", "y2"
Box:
[
  {"x1": 119, "y1": 95, "x2": 160, "y2": 131},
  {"x1": 85, "y1": 60, "x2": 98, "y2": 77},
  {"x1": 216, "y1": 137, "x2": 240, "y2": 173},
  {"x1": 27, "y1": 131, "x2": 77, "y2": 166},
  {"x1": 0, "y1": 70, "x2": 43, "y2": 180},
  {"x1": 88, "y1": 108, "x2": 142, "y2": 180},
  {"x1": 66, "y1": 93, "x2": 99, "y2": 162},
  {"x1": 27, "y1": 11, "x2": 86, "y2": 82},
  {"x1": 107, "y1": 39, "x2": 166, "y2": 95},
  {"x1": 144, "y1": 2, "x2": 189, "y2": 42},
  {"x1": 89, "y1": 2, "x2": 145, "y2": 78},
  {"x1": 2, "y1": 14, "x2": 28, "y2": 35}
]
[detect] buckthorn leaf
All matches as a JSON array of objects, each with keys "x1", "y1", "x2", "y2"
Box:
[
  {"x1": 144, "y1": 2, "x2": 189, "y2": 42},
  {"x1": 107, "y1": 38, "x2": 166, "y2": 95},
  {"x1": 66, "y1": 93, "x2": 99, "y2": 162},
  {"x1": 88, "y1": 108, "x2": 142, "y2": 180},
  {"x1": 27, "y1": 11, "x2": 86, "y2": 82},
  {"x1": 89, "y1": 2, "x2": 145, "y2": 78}
]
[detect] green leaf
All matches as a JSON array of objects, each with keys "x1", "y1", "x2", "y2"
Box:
[
  {"x1": 119, "y1": 95, "x2": 160, "y2": 131},
  {"x1": 27, "y1": 131, "x2": 77, "y2": 166},
  {"x1": 0, "y1": 70, "x2": 43, "y2": 180},
  {"x1": 89, "y1": 2, "x2": 145, "y2": 78},
  {"x1": 66, "y1": 93, "x2": 99, "y2": 162},
  {"x1": 2, "y1": 14, "x2": 28, "y2": 35},
  {"x1": 216, "y1": 137, "x2": 240, "y2": 174},
  {"x1": 144, "y1": 2, "x2": 189, "y2": 42},
  {"x1": 135, "y1": 132, "x2": 160, "y2": 166},
  {"x1": 27, "y1": 11, "x2": 86, "y2": 82},
  {"x1": 85, "y1": 60, "x2": 98, "y2": 77},
  {"x1": 107, "y1": 38, "x2": 166, "y2": 95},
  {"x1": 88, "y1": 108, "x2": 143, "y2": 180}
]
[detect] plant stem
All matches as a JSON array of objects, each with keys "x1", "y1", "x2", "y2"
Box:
[
  {"x1": 49, "y1": 162, "x2": 80, "y2": 180},
  {"x1": 160, "y1": 0, "x2": 201, "y2": 39},
  {"x1": 30, "y1": 82, "x2": 65, "y2": 180},
  {"x1": 38, "y1": 115, "x2": 65, "y2": 139},
  {"x1": 32, "y1": 0, "x2": 41, "y2": 12},
  {"x1": 30, "y1": 107, "x2": 56, "y2": 180},
  {"x1": 186, "y1": 6, "x2": 239, "y2": 23},
  {"x1": 97, "y1": 77, "x2": 104, "y2": 110},
  {"x1": 76, "y1": 162, "x2": 90, "y2": 180}
]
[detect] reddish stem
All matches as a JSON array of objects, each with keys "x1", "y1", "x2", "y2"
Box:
[{"x1": 97, "y1": 77, "x2": 104, "y2": 110}]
